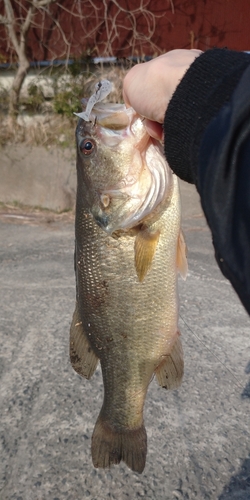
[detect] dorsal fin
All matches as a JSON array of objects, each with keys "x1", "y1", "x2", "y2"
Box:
[{"x1": 176, "y1": 230, "x2": 188, "y2": 280}]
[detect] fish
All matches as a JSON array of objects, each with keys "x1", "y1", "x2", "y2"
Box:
[{"x1": 70, "y1": 81, "x2": 188, "y2": 474}]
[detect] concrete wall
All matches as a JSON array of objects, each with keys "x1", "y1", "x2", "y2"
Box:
[
  {"x1": 0, "y1": 67, "x2": 72, "y2": 97},
  {"x1": 0, "y1": 143, "x2": 199, "y2": 214},
  {"x1": 0, "y1": 145, "x2": 76, "y2": 211}
]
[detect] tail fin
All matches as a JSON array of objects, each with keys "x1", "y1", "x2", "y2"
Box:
[{"x1": 91, "y1": 415, "x2": 147, "y2": 473}]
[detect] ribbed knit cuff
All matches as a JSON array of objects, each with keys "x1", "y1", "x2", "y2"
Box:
[{"x1": 163, "y1": 48, "x2": 250, "y2": 185}]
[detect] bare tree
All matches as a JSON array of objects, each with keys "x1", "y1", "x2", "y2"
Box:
[
  {"x1": 0, "y1": 0, "x2": 166, "y2": 124},
  {"x1": 0, "y1": 0, "x2": 58, "y2": 124}
]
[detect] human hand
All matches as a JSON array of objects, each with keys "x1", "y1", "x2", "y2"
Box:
[{"x1": 123, "y1": 49, "x2": 202, "y2": 140}]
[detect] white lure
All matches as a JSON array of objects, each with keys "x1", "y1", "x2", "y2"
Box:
[{"x1": 74, "y1": 80, "x2": 113, "y2": 121}]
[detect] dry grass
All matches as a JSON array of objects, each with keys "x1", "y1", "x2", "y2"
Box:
[{"x1": 0, "y1": 114, "x2": 76, "y2": 147}]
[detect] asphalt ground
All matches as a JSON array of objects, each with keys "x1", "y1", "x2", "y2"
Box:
[{"x1": 0, "y1": 181, "x2": 249, "y2": 500}]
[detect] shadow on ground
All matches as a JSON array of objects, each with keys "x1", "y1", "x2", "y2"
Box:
[{"x1": 219, "y1": 456, "x2": 250, "y2": 500}]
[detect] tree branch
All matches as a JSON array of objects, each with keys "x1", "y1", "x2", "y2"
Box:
[
  {"x1": 33, "y1": 0, "x2": 56, "y2": 7},
  {"x1": 0, "y1": 14, "x2": 8, "y2": 24},
  {"x1": 3, "y1": 0, "x2": 20, "y2": 55},
  {"x1": 21, "y1": 5, "x2": 35, "y2": 37}
]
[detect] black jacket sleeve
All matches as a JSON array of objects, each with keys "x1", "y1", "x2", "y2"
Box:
[{"x1": 163, "y1": 49, "x2": 250, "y2": 315}]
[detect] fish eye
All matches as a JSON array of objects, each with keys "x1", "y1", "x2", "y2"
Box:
[{"x1": 80, "y1": 139, "x2": 95, "y2": 156}]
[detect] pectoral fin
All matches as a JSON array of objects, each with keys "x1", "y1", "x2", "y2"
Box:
[
  {"x1": 176, "y1": 230, "x2": 188, "y2": 280},
  {"x1": 155, "y1": 334, "x2": 183, "y2": 390},
  {"x1": 134, "y1": 227, "x2": 160, "y2": 282},
  {"x1": 70, "y1": 302, "x2": 99, "y2": 379}
]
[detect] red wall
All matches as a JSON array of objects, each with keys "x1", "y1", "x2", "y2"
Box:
[
  {"x1": 161, "y1": 0, "x2": 250, "y2": 52},
  {"x1": 0, "y1": 0, "x2": 249, "y2": 63}
]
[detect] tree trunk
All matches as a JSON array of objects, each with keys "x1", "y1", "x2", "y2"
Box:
[{"x1": 9, "y1": 55, "x2": 30, "y2": 126}]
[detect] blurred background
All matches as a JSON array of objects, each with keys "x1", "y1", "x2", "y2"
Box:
[{"x1": 0, "y1": 0, "x2": 250, "y2": 155}]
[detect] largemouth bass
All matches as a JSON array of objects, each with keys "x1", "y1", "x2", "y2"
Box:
[{"x1": 70, "y1": 81, "x2": 187, "y2": 473}]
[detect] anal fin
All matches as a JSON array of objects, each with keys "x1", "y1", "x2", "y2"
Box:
[
  {"x1": 70, "y1": 302, "x2": 99, "y2": 379},
  {"x1": 155, "y1": 334, "x2": 183, "y2": 390}
]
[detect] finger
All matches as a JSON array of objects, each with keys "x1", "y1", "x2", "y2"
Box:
[
  {"x1": 122, "y1": 87, "x2": 131, "y2": 108},
  {"x1": 144, "y1": 120, "x2": 164, "y2": 141}
]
